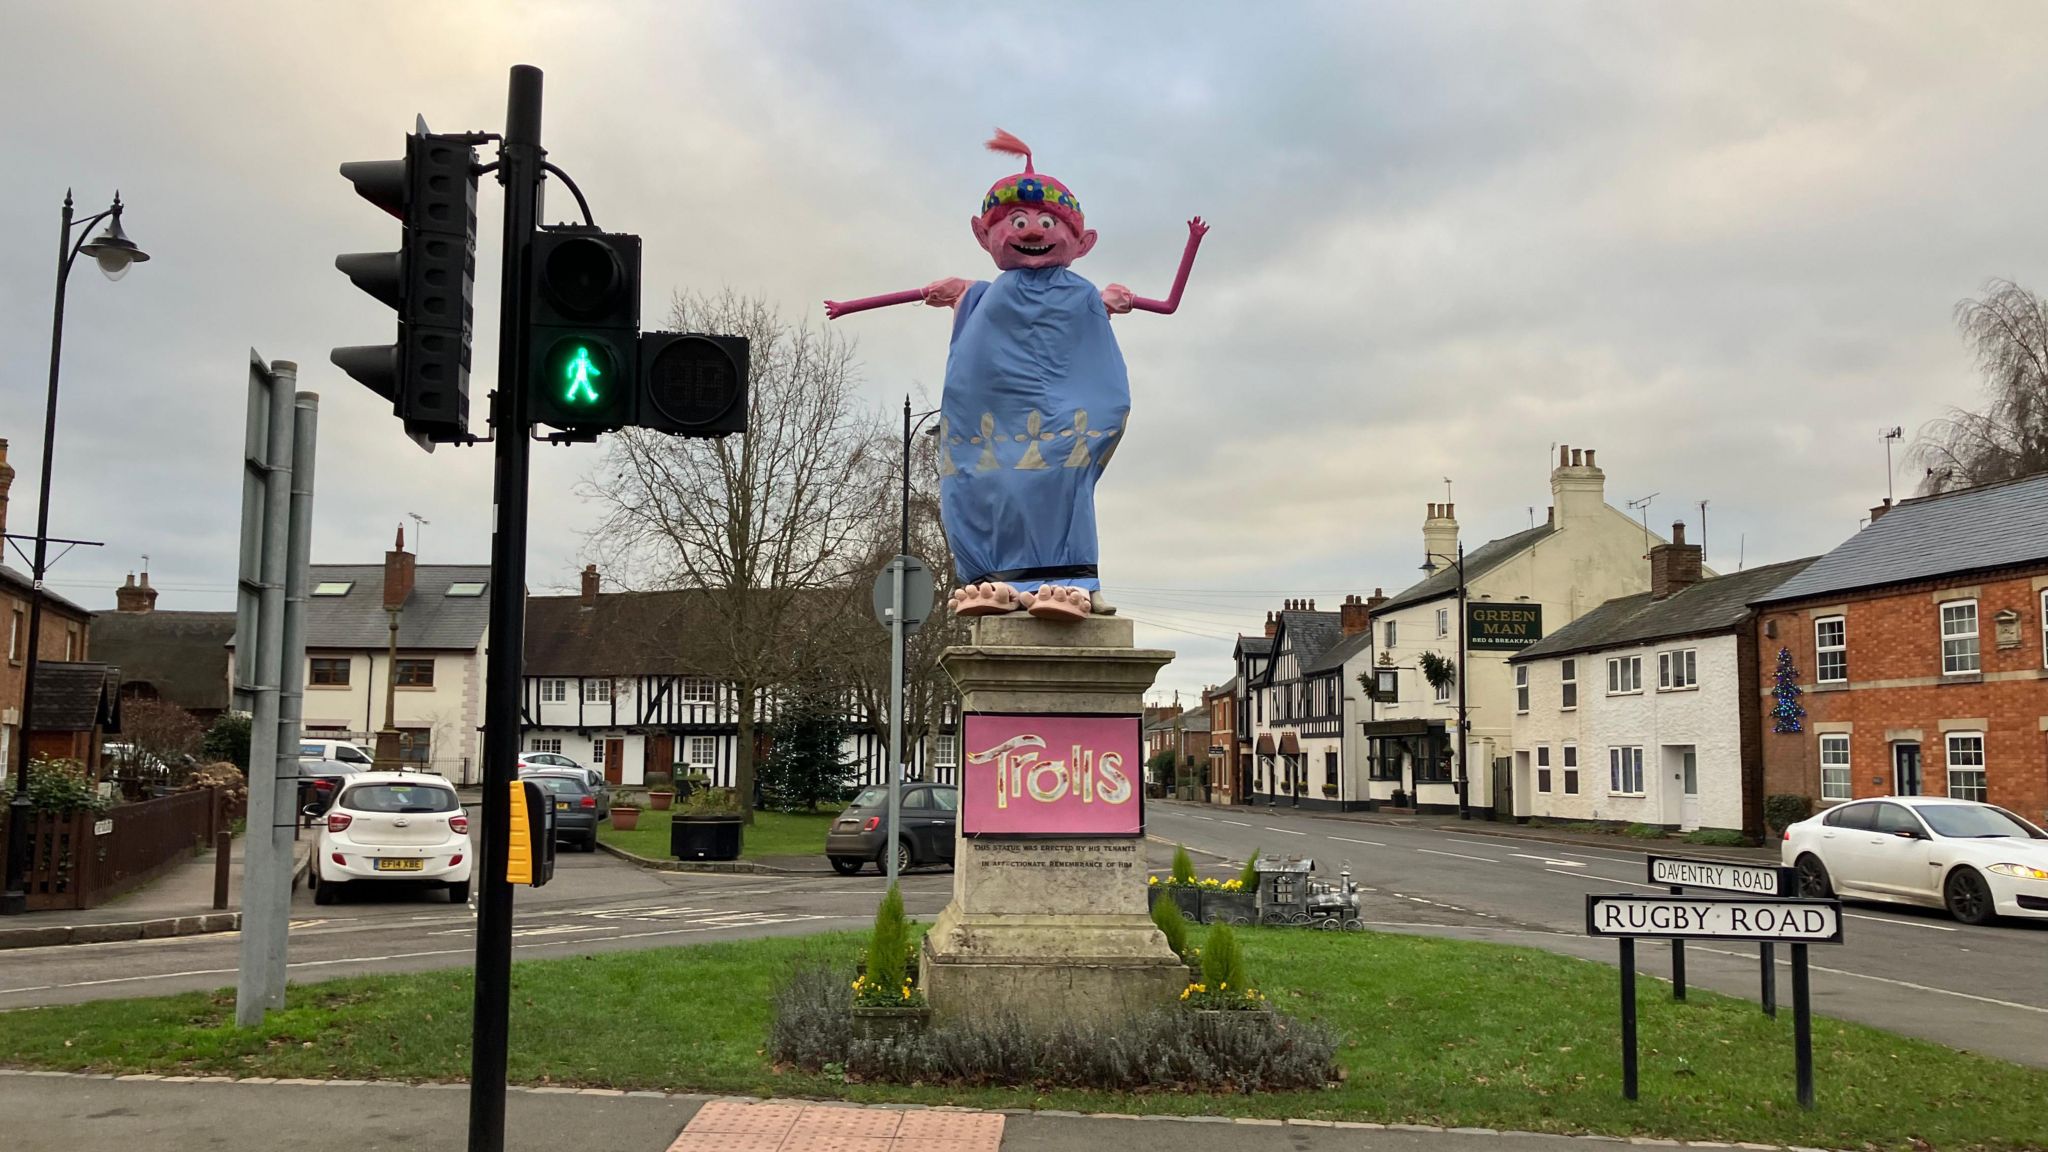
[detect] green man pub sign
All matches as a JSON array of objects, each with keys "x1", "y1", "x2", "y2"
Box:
[{"x1": 1467, "y1": 603, "x2": 1542, "y2": 651}]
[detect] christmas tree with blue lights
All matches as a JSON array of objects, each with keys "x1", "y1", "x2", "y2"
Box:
[{"x1": 1771, "y1": 646, "x2": 1806, "y2": 734}]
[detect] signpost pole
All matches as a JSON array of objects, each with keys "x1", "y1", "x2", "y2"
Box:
[
  {"x1": 1667, "y1": 884, "x2": 1686, "y2": 1000},
  {"x1": 1760, "y1": 943, "x2": 1776, "y2": 1017},
  {"x1": 1791, "y1": 942, "x2": 1813, "y2": 1109},
  {"x1": 1619, "y1": 937, "x2": 1638, "y2": 1101},
  {"x1": 886, "y1": 555, "x2": 904, "y2": 889}
]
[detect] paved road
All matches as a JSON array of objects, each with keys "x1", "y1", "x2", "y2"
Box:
[{"x1": 1146, "y1": 801, "x2": 2048, "y2": 1068}]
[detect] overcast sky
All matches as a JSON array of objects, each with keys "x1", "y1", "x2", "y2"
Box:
[{"x1": 3, "y1": 2, "x2": 2040, "y2": 703}]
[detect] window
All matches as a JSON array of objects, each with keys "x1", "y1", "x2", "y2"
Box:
[
  {"x1": 1536, "y1": 745, "x2": 1552, "y2": 793},
  {"x1": 927, "y1": 786, "x2": 959, "y2": 811},
  {"x1": 1324, "y1": 750, "x2": 1338, "y2": 787},
  {"x1": 688, "y1": 736, "x2": 717, "y2": 768},
  {"x1": 540, "y1": 679, "x2": 567, "y2": 704},
  {"x1": 394, "y1": 658, "x2": 434, "y2": 687},
  {"x1": 1819, "y1": 734, "x2": 1852, "y2": 801},
  {"x1": 1606, "y1": 656, "x2": 1643, "y2": 695},
  {"x1": 312, "y1": 581, "x2": 353, "y2": 596},
  {"x1": 1941, "y1": 600, "x2": 1980, "y2": 675},
  {"x1": 1609, "y1": 746, "x2": 1645, "y2": 795},
  {"x1": 591, "y1": 740, "x2": 605, "y2": 764},
  {"x1": 681, "y1": 677, "x2": 717, "y2": 703},
  {"x1": 445, "y1": 581, "x2": 486, "y2": 597},
  {"x1": 8, "y1": 609, "x2": 21, "y2": 661},
  {"x1": 397, "y1": 727, "x2": 431, "y2": 768},
  {"x1": 1563, "y1": 744, "x2": 1579, "y2": 794},
  {"x1": 1560, "y1": 659, "x2": 1577, "y2": 710},
  {"x1": 583, "y1": 678, "x2": 612, "y2": 703},
  {"x1": 1946, "y1": 732, "x2": 1986, "y2": 801},
  {"x1": 1657, "y1": 649, "x2": 1697, "y2": 691},
  {"x1": 310, "y1": 657, "x2": 351, "y2": 686},
  {"x1": 1434, "y1": 673, "x2": 1452, "y2": 704},
  {"x1": 64, "y1": 628, "x2": 77, "y2": 659},
  {"x1": 1383, "y1": 620, "x2": 1397, "y2": 649},
  {"x1": 1436, "y1": 607, "x2": 1449, "y2": 638},
  {"x1": 1873, "y1": 803, "x2": 1924, "y2": 838},
  {"x1": 529, "y1": 737, "x2": 563, "y2": 755},
  {"x1": 1815, "y1": 616, "x2": 1847, "y2": 683},
  {"x1": 933, "y1": 734, "x2": 958, "y2": 768},
  {"x1": 1515, "y1": 665, "x2": 1529, "y2": 713}
]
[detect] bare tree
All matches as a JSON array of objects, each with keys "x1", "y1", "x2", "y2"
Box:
[
  {"x1": 1912, "y1": 278, "x2": 2048, "y2": 493},
  {"x1": 111, "y1": 698, "x2": 204, "y2": 796},
  {"x1": 582, "y1": 290, "x2": 889, "y2": 821}
]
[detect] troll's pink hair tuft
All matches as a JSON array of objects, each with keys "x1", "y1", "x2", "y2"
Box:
[{"x1": 985, "y1": 128, "x2": 1033, "y2": 173}]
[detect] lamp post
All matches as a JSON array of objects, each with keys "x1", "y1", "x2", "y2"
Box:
[
  {"x1": 4, "y1": 191, "x2": 150, "y2": 916},
  {"x1": 884, "y1": 398, "x2": 940, "y2": 888},
  {"x1": 1421, "y1": 543, "x2": 1469, "y2": 821}
]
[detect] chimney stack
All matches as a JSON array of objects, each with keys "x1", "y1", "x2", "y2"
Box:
[
  {"x1": 1423, "y1": 502, "x2": 1459, "y2": 570},
  {"x1": 1869, "y1": 498, "x2": 1893, "y2": 524},
  {"x1": 1551, "y1": 443, "x2": 1607, "y2": 528},
  {"x1": 383, "y1": 524, "x2": 415, "y2": 611},
  {"x1": 1339, "y1": 594, "x2": 1372, "y2": 637},
  {"x1": 1366, "y1": 586, "x2": 1388, "y2": 612},
  {"x1": 1264, "y1": 610, "x2": 1277, "y2": 637},
  {"x1": 1649, "y1": 520, "x2": 1703, "y2": 600},
  {"x1": 0, "y1": 438, "x2": 12, "y2": 542},
  {"x1": 115, "y1": 571, "x2": 159, "y2": 613},
  {"x1": 581, "y1": 563, "x2": 601, "y2": 607}
]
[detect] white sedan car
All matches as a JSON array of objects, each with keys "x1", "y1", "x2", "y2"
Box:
[
  {"x1": 1782, "y1": 796, "x2": 2048, "y2": 925},
  {"x1": 311, "y1": 773, "x2": 472, "y2": 905}
]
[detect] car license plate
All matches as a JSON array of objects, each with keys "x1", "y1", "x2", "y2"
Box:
[
  {"x1": 556, "y1": 801, "x2": 570, "y2": 811},
  {"x1": 375, "y1": 858, "x2": 425, "y2": 872}
]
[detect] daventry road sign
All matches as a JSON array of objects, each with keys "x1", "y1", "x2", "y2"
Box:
[
  {"x1": 1586, "y1": 893, "x2": 1844, "y2": 943},
  {"x1": 1647, "y1": 854, "x2": 1796, "y2": 896}
]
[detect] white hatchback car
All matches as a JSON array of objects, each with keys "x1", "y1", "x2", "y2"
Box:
[
  {"x1": 311, "y1": 773, "x2": 472, "y2": 905},
  {"x1": 1782, "y1": 796, "x2": 2048, "y2": 925}
]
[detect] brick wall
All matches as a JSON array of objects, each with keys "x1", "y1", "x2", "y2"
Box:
[
  {"x1": 1756, "y1": 565, "x2": 2048, "y2": 825},
  {"x1": 0, "y1": 582, "x2": 93, "y2": 760}
]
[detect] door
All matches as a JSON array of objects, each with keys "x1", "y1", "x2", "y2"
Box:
[
  {"x1": 1679, "y1": 750, "x2": 1701, "y2": 832},
  {"x1": 1865, "y1": 801, "x2": 1937, "y2": 901},
  {"x1": 926, "y1": 784, "x2": 959, "y2": 863},
  {"x1": 1894, "y1": 743, "x2": 1922, "y2": 797},
  {"x1": 602, "y1": 738, "x2": 626, "y2": 785},
  {"x1": 899, "y1": 786, "x2": 937, "y2": 864},
  {"x1": 1819, "y1": 801, "x2": 1882, "y2": 896}
]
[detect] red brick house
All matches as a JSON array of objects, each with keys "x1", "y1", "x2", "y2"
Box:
[
  {"x1": 1752, "y1": 474, "x2": 2048, "y2": 827},
  {"x1": 0, "y1": 438, "x2": 107, "y2": 772},
  {"x1": 1204, "y1": 678, "x2": 1238, "y2": 804}
]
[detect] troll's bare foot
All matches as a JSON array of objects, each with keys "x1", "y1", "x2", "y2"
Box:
[
  {"x1": 950, "y1": 582, "x2": 1021, "y2": 617},
  {"x1": 1025, "y1": 585, "x2": 1091, "y2": 622},
  {"x1": 1089, "y1": 589, "x2": 1117, "y2": 616}
]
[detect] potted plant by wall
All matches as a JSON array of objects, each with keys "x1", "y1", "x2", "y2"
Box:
[
  {"x1": 645, "y1": 771, "x2": 675, "y2": 811},
  {"x1": 1199, "y1": 855, "x2": 1260, "y2": 925},
  {"x1": 671, "y1": 784, "x2": 743, "y2": 861},
  {"x1": 850, "y1": 883, "x2": 928, "y2": 1040},
  {"x1": 610, "y1": 791, "x2": 643, "y2": 832},
  {"x1": 1181, "y1": 923, "x2": 1272, "y2": 1036},
  {"x1": 1321, "y1": 782, "x2": 1338, "y2": 799}
]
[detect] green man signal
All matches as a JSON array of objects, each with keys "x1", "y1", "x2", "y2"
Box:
[
  {"x1": 564, "y1": 345, "x2": 601, "y2": 404},
  {"x1": 527, "y1": 226, "x2": 639, "y2": 432}
]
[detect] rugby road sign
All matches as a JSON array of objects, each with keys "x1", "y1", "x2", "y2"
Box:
[{"x1": 1586, "y1": 893, "x2": 1843, "y2": 943}]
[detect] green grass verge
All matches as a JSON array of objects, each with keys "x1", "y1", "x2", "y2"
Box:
[
  {"x1": 1, "y1": 928, "x2": 2041, "y2": 1148},
  {"x1": 598, "y1": 807, "x2": 840, "y2": 861}
]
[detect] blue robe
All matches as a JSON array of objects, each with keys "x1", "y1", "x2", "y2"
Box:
[{"x1": 940, "y1": 267, "x2": 1129, "y2": 593}]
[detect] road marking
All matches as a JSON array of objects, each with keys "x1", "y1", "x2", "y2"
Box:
[
  {"x1": 1416, "y1": 848, "x2": 1496, "y2": 863},
  {"x1": 1691, "y1": 946, "x2": 2048, "y2": 1015},
  {"x1": 1439, "y1": 836, "x2": 1512, "y2": 849},
  {"x1": 1846, "y1": 913, "x2": 1958, "y2": 933},
  {"x1": 1512, "y1": 853, "x2": 1584, "y2": 867},
  {"x1": 1546, "y1": 867, "x2": 1640, "y2": 886},
  {"x1": 1330, "y1": 836, "x2": 1386, "y2": 847},
  {"x1": 1264, "y1": 826, "x2": 1307, "y2": 836},
  {"x1": 1219, "y1": 819, "x2": 1251, "y2": 827},
  {"x1": 1190, "y1": 815, "x2": 1215, "y2": 822},
  {"x1": 1543, "y1": 848, "x2": 1645, "y2": 863}
]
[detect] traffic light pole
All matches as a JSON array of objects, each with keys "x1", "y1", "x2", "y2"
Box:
[{"x1": 469, "y1": 63, "x2": 543, "y2": 1152}]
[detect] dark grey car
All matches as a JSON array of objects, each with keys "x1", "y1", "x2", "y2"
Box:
[
  {"x1": 825, "y1": 783, "x2": 958, "y2": 875},
  {"x1": 525, "y1": 771, "x2": 601, "y2": 851}
]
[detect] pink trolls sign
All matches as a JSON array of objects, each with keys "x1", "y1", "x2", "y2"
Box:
[{"x1": 961, "y1": 713, "x2": 1143, "y2": 837}]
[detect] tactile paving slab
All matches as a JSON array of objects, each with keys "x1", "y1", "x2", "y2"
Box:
[{"x1": 667, "y1": 1101, "x2": 1004, "y2": 1152}]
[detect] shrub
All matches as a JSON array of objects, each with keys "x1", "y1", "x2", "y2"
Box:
[
  {"x1": 1766, "y1": 793, "x2": 1814, "y2": 834},
  {"x1": 853, "y1": 884, "x2": 917, "y2": 1006},
  {"x1": 178, "y1": 761, "x2": 247, "y2": 819},
  {"x1": 1170, "y1": 844, "x2": 1198, "y2": 886},
  {"x1": 1624, "y1": 823, "x2": 1668, "y2": 840},
  {"x1": 1, "y1": 757, "x2": 107, "y2": 814},
  {"x1": 201, "y1": 711, "x2": 253, "y2": 772},
  {"x1": 1150, "y1": 889, "x2": 1192, "y2": 962},
  {"x1": 1199, "y1": 923, "x2": 1252, "y2": 992},
  {"x1": 678, "y1": 786, "x2": 740, "y2": 816},
  {"x1": 1683, "y1": 827, "x2": 1750, "y2": 847},
  {"x1": 1238, "y1": 852, "x2": 1261, "y2": 889}
]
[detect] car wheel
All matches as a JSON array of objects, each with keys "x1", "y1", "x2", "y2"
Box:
[
  {"x1": 313, "y1": 866, "x2": 339, "y2": 906},
  {"x1": 1944, "y1": 867, "x2": 1997, "y2": 926},
  {"x1": 583, "y1": 834, "x2": 600, "y2": 853},
  {"x1": 1795, "y1": 853, "x2": 1833, "y2": 898},
  {"x1": 447, "y1": 880, "x2": 471, "y2": 904},
  {"x1": 830, "y1": 856, "x2": 864, "y2": 876},
  {"x1": 892, "y1": 839, "x2": 914, "y2": 874}
]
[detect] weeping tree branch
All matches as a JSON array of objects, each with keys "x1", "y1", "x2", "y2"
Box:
[{"x1": 1911, "y1": 278, "x2": 2048, "y2": 494}]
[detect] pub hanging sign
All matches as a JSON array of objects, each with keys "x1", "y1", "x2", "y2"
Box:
[{"x1": 1466, "y1": 602, "x2": 1542, "y2": 651}]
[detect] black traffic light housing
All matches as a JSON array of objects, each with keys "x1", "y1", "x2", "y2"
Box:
[
  {"x1": 527, "y1": 225, "x2": 641, "y2": 433},
  {"x1": 638, "y1": 332, "x2": 749, "y2": 437}
]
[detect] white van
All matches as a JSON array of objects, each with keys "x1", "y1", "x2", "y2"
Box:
[{"x1": 300, "y1": 738, "x2": 376, "y2": 768}]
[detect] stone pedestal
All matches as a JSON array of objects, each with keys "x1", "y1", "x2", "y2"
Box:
[{"x1": 919, "y1": 615, "x2": 1188, "y2": 1025}]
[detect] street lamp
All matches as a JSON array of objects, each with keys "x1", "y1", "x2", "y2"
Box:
[
  {"x1": 881, "y1": 398, "x2": 941, "y2": 888},
  {"x1": 1420, "y1": 543, "x2": 1469, "y2": 820},
  {"x1": 4, "y1": 191, "x2": 151, "y2": 916}
]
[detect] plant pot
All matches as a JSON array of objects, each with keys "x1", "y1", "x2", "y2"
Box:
[
  {"x1": 1169, "y1": 886, "x2": 1203, "y2": 921},
  {"x1": 610, "y1": 806, "x2": 641, "y2": 832},
  {"x1": 647, "y1": 791, "x2": 674, "y2": 811},
  {"x1": 671, "y1": 813, "x2": 743, "y2": 861},
  {"x1": 1201, "y1": 889, "x2": 1256, "y2": 925},
  {"x1": 849, "y1": 1004, "x2": 930, "y2": 1042}
]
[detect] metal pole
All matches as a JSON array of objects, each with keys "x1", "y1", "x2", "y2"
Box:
[
  {"x1": 3, "y1": 195, "x2": 78, "y2": 916},
  {"x1": 1455, "y1": 543, "x2": 1469, "y2": 819},
  {"x1": 262, "y1": 384, "x2": 316, "y2": 1005},
  {"x1": 1619, "y1": 937, "x2": 1638, "y2": 1101},
  {"x1": 901, "y1": 397, "x2": 912, "y2": 557},
  {"x1": 235, "y1": 359, "x2": 294, "y2": 1025},
  {"x1": 1791, "y1": 942, "x2": 1813, "y2": 1109},
  {"x1": 469, "y1": 62, "x2": 543, "y2": 1152},
  {"x1": 886, "y1": 556, "x2": 905, "y2": 888},
  {"x1": 1669, "y1": 884, "x2": 1686, "y2": 1000},
  {"x1": 1760, "y1": 942, "x2": 1777, "y2": 1016}
]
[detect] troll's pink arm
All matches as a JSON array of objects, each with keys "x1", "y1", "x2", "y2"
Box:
[
  {"x1": 1130, "y1": 217, "x2": 1209, "y2": 315},
  {"x1": 823, "y1": 290, "x2": 925, "y2": 320}
]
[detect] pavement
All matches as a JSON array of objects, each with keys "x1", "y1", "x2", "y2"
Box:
[
  {"x1": 0, "y1": 834, "x2": 309, "y2": 949},
  {"x1": 0, "y1": 1072, "x2": 1670, "y2": 1152}
]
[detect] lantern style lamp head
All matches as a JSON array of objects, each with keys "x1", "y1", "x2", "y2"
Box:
[{"x1": 79, "y1": 198, "x2": 149, "y2": 281}]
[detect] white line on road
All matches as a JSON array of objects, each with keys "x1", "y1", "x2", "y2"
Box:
[
  {"x1": 1264, "y1": 826, "x2": 1307, "y2": 836},
  {"x1": 1219, "y1": 819, "x2": 1251, "y2": 827},
  {"x1": 1416, "y1": 848, "x2": 1496, "y2": 863},
  {"x1": 1190, "y1": 815, "x2": 1215, "y2": 821},
  {"x1": 1439, "y1": 836, "x2": 1515, "y2": 849},
  {"x1": 1691, "y1": 946, "x2": 2048, "y2": 1014},
  {"x1": 1546, "y1": 868, "x2": 1640, "y2": 886},
  {"x1": 1330, "y1": 836, "x2": 1386, "y2": 847},
  {"x1": 1514, "y1": 854, "x2": 1583, "y2": 867},
  {"x1": 1846, "y1": 913, "x2": 1958, "y2": 933}
]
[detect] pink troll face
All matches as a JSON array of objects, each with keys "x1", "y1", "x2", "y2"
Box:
[{"x1": 973, "y1": 206, "x2": 1098, "y2": 271}]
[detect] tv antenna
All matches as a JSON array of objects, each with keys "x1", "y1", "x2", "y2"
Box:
[
  {"x1": 407, "y1": 512, "x2": 430, "y2": 559},
  {"x1": 1626, "y1": 493, "x2": 1658, "y2": 557},
  {"x1": 1880, "y1": 427, "x2": 1902, "y2": 502},
  {"x1": 1697, "y1": 500, "x2": 1708, "y2": 560}
]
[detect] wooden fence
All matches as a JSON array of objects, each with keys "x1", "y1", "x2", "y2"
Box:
[{"x1": 0, "y1": 787, "x2": 221, "y2": 911}]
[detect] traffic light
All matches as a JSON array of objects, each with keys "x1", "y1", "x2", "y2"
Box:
[
  {"x1": 331, "y1": 122, "x2": 478, "y2": 448},
  {"x1": 638, "y1": 332, "x2": 749, "y2": 437},
  {"x1": 527, "y1": 225, "x2": 640, "y2": 432}
]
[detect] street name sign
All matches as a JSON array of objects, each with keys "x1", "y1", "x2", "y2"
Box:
[
  {"x1": 1647, "y1": 854, "x2": 1795, "y2": 897},
  {"x1": 871, "y1": 554, "x2": 935, "y2": 635},
  {"x1": 1586, "y1": 893, "x2": 1844, "y2": 943}
]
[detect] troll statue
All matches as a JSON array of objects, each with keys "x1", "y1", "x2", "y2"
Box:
[{"x1": 826, "y1": 130, "x2": 1206, "y2": 622}]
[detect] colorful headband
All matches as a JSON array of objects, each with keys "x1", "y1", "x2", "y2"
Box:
[{"x1": 980, "y1": 129, "x2": 1083, "y2": 225}]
